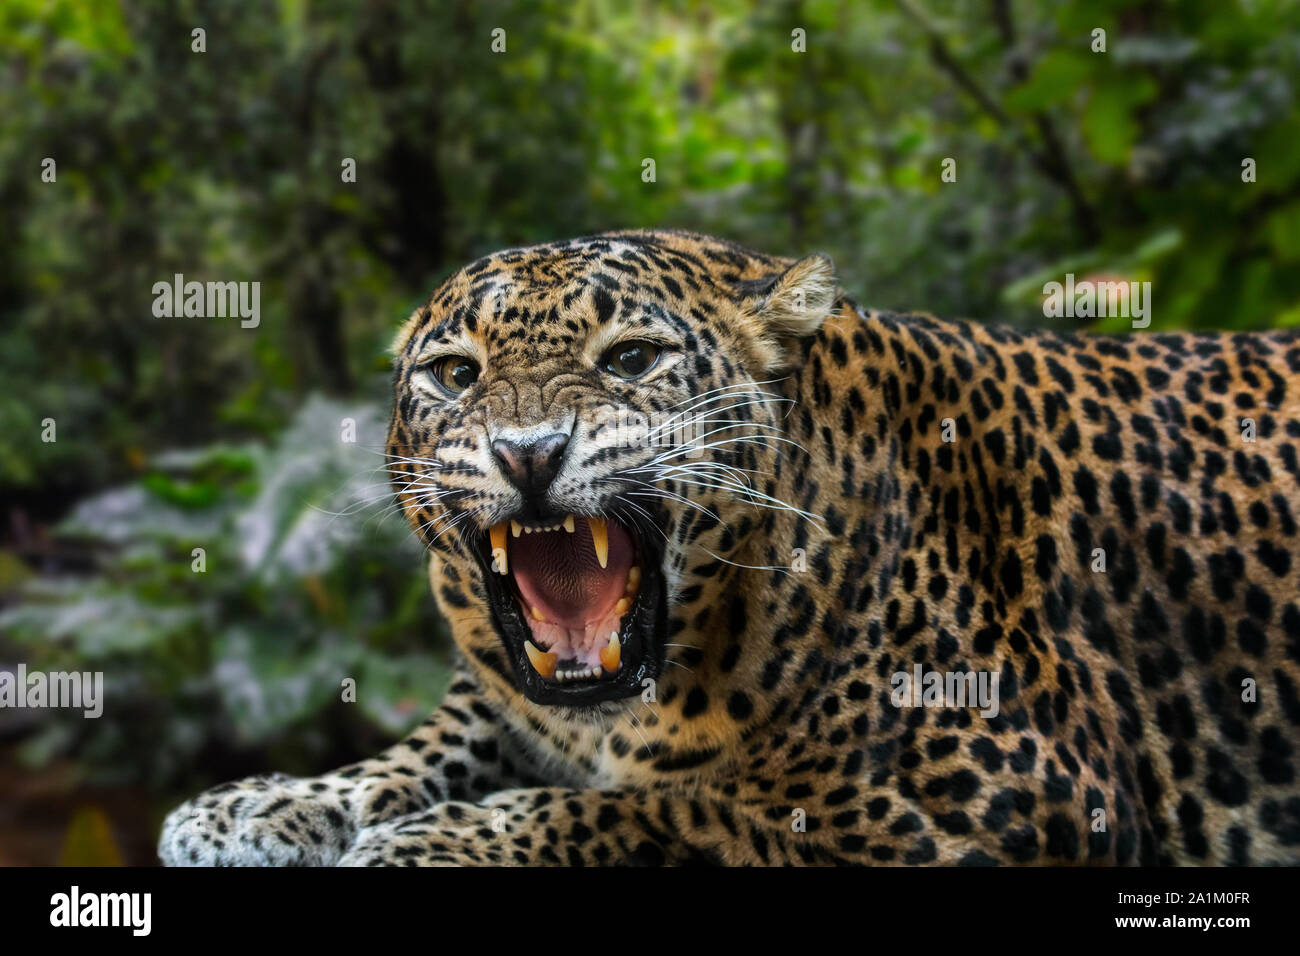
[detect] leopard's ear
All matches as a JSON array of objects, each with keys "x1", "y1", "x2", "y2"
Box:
[{"x1": 739, "y1": 254, "x2": 838, "y2": 370}]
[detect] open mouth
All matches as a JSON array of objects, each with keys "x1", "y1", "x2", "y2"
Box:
[{"x1": 475, "y1": 513, "x2": 666, "y2": 706}]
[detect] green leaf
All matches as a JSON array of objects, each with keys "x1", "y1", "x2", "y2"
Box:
[
  {"x1": 59, "y1": 806, "x2": 125, "y2": 867},
  {"x1": 1265, "y1": 201, "x2": 1300, "y2": 261},
  {"x1": 1005, "y1": 51, "x2": 1094, "y2": 112},
  {"x1": 1081, "y1": 78, "x2": 1156, "y2": 165}
]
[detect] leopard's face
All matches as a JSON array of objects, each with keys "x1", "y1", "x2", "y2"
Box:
[{"x1": 386, "y1": 232, "x2": 837, "y2": 714}]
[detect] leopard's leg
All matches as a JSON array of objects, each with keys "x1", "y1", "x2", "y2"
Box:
[
  {"x1": 159, "y1": 669, "x2": 546, "y2": 866},
  {"x1": 337, "y1": 788, "x2": 740, "y2": 866},
  {"x1": 335, "y1": 733, "x2": 1131, "y2": 866},
  {"x1": 335, "y1": 786, "x2": 885, "y2": 866}
]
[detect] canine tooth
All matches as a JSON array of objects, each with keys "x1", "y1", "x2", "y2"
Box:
[
  {"x1": 600, "y1": 632, "x2": 621, "y2": 674},
  {"x1": 563, "y1": 514, "x2": 575, "y2": 533},
  {"x1": 489, "y1": 523, "x2": 509, "y2": 574},
  {"x1": 511, "y1": 521, "x2": 523, "y2": 538},
  {"x1": 525, "y1": 641, "x2": 557, "y2": 679},
  {"x1": 530, "y1": 605, "x2": 545, "y2": 622},
  {"x1": 587, "y1": 516, "x2": 609, "y2": 568},
  {"x1": 615, "y1": 597, "x2": 631, "y2": 615}
]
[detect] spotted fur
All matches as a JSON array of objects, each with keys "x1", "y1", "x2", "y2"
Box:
[{"x1": 161, "y1": 230, "x2": 1300, "y2": 866}]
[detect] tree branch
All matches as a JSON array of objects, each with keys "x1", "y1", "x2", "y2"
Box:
[{"x1": 897, "y1": 0, "x2": 1101, "y2": 243}]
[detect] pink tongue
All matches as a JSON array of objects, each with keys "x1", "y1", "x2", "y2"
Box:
[{"x1": 511, "y1": 521, "x2": 633, "y2": 628}]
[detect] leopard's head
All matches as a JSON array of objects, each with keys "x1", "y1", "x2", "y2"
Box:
[{"x1": 387, "y1": 231, "x2": 836, "y2": 713}]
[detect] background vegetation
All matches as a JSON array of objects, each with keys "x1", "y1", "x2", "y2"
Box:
[{"x1": 1, "y1": 0, "x2": 1297, "y2": 864}]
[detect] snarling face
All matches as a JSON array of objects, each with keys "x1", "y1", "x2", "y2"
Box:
[{"x1": 386, "y1": 231, "x2": 836, "y2": 711}]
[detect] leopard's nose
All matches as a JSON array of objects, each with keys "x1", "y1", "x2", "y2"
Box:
[{"x1": 491, "y1": 433, "x2": 570, "y2": 500}]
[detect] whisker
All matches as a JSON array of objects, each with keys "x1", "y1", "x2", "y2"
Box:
[{"x1": 622, "y1": 710, "x2": 655, "y2": 759}]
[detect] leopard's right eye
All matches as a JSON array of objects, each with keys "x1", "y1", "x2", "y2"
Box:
[
  {"x1": 425, "y1": 356, "x2": 480, "y2": 396},
  {"x1": 600, "y1": 340, "x2": 662, "y2": 380}
]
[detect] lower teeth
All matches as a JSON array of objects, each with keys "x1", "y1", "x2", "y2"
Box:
[{"x1": 554, "y1": 666, "x2": 600, "y2": 682}]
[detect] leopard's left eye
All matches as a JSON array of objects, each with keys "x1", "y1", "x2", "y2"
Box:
[
  {"x1": 426, "y1": 355, "x2": 480, "y2": 396},
  {"x1": 600, "y1": 340, "x2": 662, "y2": 380}
]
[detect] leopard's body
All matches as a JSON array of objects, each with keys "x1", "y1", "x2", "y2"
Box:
[{"x1": 161, "y1": 230, "x2": 1300, "y2": 865}]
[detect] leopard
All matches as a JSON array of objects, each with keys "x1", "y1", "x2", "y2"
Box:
[{"x1": 160, "y1": 228, "x2": 1300, "y2": 866}]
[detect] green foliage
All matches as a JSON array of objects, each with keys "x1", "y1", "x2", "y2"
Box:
[{"x1": 1, "y1": 396, "x2": 450, "y2": 788}]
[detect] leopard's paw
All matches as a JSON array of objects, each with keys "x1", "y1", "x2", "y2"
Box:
[
  {"x1": 159, "y1": 774, "x2": 357, "y2": 866},
  {"x1": 337, "y1": 805, "x2": 499, "y2": 866}
]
